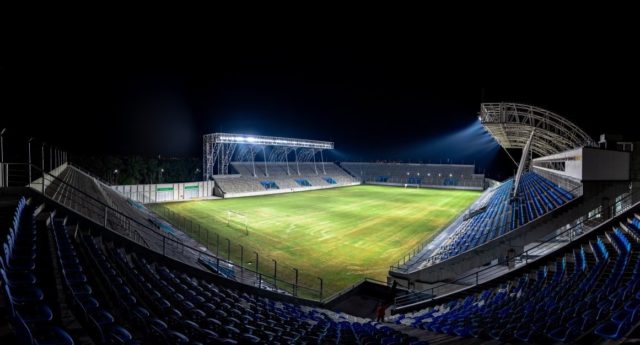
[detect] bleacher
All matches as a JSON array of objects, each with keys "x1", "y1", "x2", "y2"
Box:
[
  {"x1": 390, "y1": 209, "x2": 640, "y2": 342},
  {"x1": 422, "y1": 172, "x2": 576, "y2": 266},
  {"x1": 40, "y1": 165, "x2": 209, "y2": 274},
  {"x1": 340, "y1": 163, "x2": 484, "y2": 190},
  {"x1": 1, "y1": 196, "x2": 426, "y2": 344},
  {"x1": 213, "y1": 162, "x2": 358, "y2": 196}
]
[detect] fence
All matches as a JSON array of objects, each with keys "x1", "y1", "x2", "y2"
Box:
[
  {"x1": 390, "y1": 183, "x2": 499, "y2": 270},
  {"x1": 394, "y1": 186, "x2": 640, "y2": 308},
  {"x1": 149, "y1": 203, "x2": 325, "y2": 300}
]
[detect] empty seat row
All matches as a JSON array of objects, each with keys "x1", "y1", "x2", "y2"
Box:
[
  {"x1": 425, "y1": 172, "x2": 575, "y2": 266},
  {"x1": 1, "y1": 198, "x2": 75, "y2": 344},
  {"x1": 393, "y1": 213, "x2": 640, "y2": 342}
]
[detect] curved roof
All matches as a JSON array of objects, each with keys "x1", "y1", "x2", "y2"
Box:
[{"x1": 480, "y1": 103, "x2": 595, "y2": 157}]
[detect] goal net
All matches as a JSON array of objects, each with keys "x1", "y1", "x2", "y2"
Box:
[{"x1": 226, "y1": 210, "x2": 249, "y2": 235}]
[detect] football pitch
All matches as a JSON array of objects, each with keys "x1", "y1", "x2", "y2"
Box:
[{"x1": 150, "y1": 185, "x2": 480, "y2": 298}]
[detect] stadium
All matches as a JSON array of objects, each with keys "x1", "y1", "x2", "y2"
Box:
[
  {"x1": 2, "y1": 100, "x2": 640, "y2": 344},
  {"x1": 1, "y1": 48, "x2": 639, "y2": 343}
]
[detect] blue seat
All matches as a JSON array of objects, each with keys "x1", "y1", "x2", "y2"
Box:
[
  {"x1": 148, "y1": 318, "x2": 168, "y2": 339},
  {"x1": 4, "y1": 244, "x2": 36, "y2": 271},
  {"x1": 241, "y1": 334, "x2": 262, "y2": 344},
  {"x1": 1, "y1": 278, "x2": 44, "y2": 303},
  {"x1": 74, "y1": 295, "x2": 100, "y2": 313},
  {"x1": 63, "y1": 271, "x2": 87, "y2": 285},
  {"x1": 201, "y1": 329, "x2": 219, "y2": 342},
  {"x1": 594, "y1": 319, "x2": 630, "y2": 340},
  {"x1": 547, "y1": 325, "x2": 580, "y2": 343},
  {"x1": 2, "y1": 284, "x2": 53, "y2": 324},
  {"x1": 13, "y1": 314, "x2": 75, "y2": 345},
  {"x1": 0, "y1": 257, "x2": 36, "y2": 287},
  {"x1": 109, "y1": 326, "x2": 135, "y2": 345},
  {"x1": 166, "y1": 330, "x2": 189, "y2": 344},
  {"x1": 6, "y1": 236, "x2": 36, "y2": 259}
]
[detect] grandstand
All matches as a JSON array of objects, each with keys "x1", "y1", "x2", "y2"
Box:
[
  {"x1": 389, "y1": 104, "x2": 633, "y2": 289},
  {"x1": 214, "y1": 162, "x2": 358, "y2": 197},
  {"x1": 340, "y1": 163, "x2": 484, "y2": 190},
  {"x1": 41, "y1": 164, "x2": 200, "y2": 265},
  {"x1": 203, "y1": 133, "x2": 359, "y2": 198},
  {"x1": 404, "y1": 171, "x2": 577, "y2": 269}
]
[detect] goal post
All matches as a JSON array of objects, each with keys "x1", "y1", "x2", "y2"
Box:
[{"x1": 227, "y1": 210, "x2": 249, "y2": 236}]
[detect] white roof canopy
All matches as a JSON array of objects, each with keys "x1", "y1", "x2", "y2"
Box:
[{"x1": 480, "y1": 103, "x2": 595, "y2": 157}]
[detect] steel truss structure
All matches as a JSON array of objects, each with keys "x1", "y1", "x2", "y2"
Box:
[
  {"x1": 480, "y1": 103, "x2": 596, "y2": 157},
  {"x1": 480, "y1": 103, "x2": 595, "y2": 196},
  {"x1": 203, "y1": 133, "x2": 334, "y2": 179}
]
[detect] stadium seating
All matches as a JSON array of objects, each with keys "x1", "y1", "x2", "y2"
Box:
[
  {"x1": 391, "y1": 211, "x2": 640, "y2": 342},
  {"x1": 50, "y1": 214, "x2": 135, "y2": 344},
  {"x1": 424, "y1": 172, "x2": 575, "y2": 265},
  {"x1": 340, "y1": 163, "x2": 484, "y2": 190},
  {"x1": 1, "y1": 197, "x2": 75, "y2": 344},
  {"x1": 40, "y1": 165, "x2": 204, "y2": 268},
  {"x1": 213, "y1": 162, "x2": 358, "y2": 196}
]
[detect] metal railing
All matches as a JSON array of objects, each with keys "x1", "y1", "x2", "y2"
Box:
[
  {"x1": 67, "y1": 161, "x2": 113, "y2": 187},
  {"x1": 394, "y1": 186, "x2": 640, "y2": 308},
  {"x1": 1, "y1": 162, "x2": 30, "y2": 188},
  {"x1": 2, "y1": 162, "x2": 324, "y2": 301},
  {"x1": 148, "y1": 203, "x2": 325, "y2": 300},
  {"x1": 389, "y1": 183, "x2": 501, "y2": 270}
]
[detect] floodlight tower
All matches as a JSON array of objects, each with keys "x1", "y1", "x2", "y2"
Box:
[{"x1": 203, "y1": 133, "x2": 334, "y2": 179}]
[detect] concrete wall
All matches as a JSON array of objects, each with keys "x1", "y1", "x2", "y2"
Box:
[
  {"x1": 583, "y1": 148, "x2": 630, "y2": 180},
  {"x1": 631, "y1": 143, "x2": 640, "y2": 181},
  {"x1": 533, "y1": 147, "x2": 630, "y2": 181},
  {"x1": 113, "y1": 180, "x2": 215, "y2": 204},
  {"x1": 28, "y1": 163, "x2": 68, "y2": 191}
]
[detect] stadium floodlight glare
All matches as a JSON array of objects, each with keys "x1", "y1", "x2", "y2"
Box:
[
  {"x1": 212, "y1": 133, "x2": 333, "y2": 150},
  {"x1": 204, "y1": 132, "x2": 335, "y2": 177}
]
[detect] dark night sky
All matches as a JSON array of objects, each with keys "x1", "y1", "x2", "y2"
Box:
[{"x1": 1, "y1": 33, "x2": 638, "y2": 179}]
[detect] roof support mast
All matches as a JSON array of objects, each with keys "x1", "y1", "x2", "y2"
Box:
[
  {"x1": 512, "y1": 129, "x2": 535, "y2": 198},
  {"x1": 479, "y1": 102, "x2": 595, "y2": 196}
]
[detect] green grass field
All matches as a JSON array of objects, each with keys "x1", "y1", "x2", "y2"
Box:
[{"x1": 150, "y1": 185, "x2": 479, "y2": 298}]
